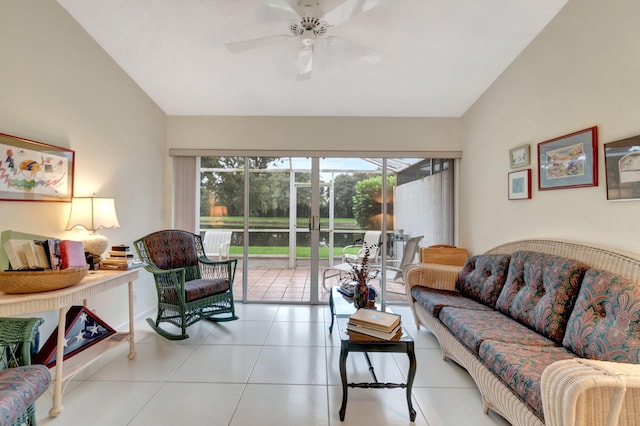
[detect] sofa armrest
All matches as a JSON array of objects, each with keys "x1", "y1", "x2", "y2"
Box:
[
  {"x1": 541, "y1": 358, "x2": 640, "y2": 426},
  {"x1": 404, "y1": 263, "x2": 462, "y2": 293}
]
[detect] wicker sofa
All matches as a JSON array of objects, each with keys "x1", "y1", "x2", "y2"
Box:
[
  {"x1": 404, "y1": 239, "x2": 640, "y2": 426},
  {"x1": 0, "y1": 317, "x2": 51, "y2": 426}
]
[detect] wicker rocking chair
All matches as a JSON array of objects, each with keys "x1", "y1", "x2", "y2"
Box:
[{"x1": 134, "y1": 229, "x2": 238, "y2": 340}]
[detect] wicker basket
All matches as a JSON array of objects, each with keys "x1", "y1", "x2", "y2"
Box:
[{"x1": 0, "y1": 267, "x2": 89, "y2": 294}]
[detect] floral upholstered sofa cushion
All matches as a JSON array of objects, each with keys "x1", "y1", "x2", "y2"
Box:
[
  {"x1": 0, "y1": 365, "x2": 51, "y2": 426},
  {"x1": 438, "y1": 307, "x2": 557, "y2": 353},
  {"x1": 456, "y1": 254, "x2": 511, "y2": 309},
  {"x1": 495, "y1": 251, "x2": 589, "y2": 344},
  {"x1": 478, "y1": 340, "x2": 577, "y2": 420},
  {"x1": 411, "y1": 287, "x2": 492, "y2": 318},
  {"x1": 563, "y1": 269, "x2": 640, "y2": 363}
]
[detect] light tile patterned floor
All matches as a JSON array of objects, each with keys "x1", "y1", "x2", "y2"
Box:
[{"x1": 36, "y1": 304, "x2": 511, "y2": 426}]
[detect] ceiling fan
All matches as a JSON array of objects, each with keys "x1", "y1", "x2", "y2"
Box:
[{"x1": 225, "y1": 0, "x2": 384, "y2": 81}]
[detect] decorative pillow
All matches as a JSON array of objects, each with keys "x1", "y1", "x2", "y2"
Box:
[
  {"x1": 456, "y1": 254, "x2": 511, "y2": 309},
  {"x1": 143, "y1": 231, "x2": 199, "y2": 270},
  {"x1": 495, "y1": 251, "x2": 589, "y2": 343},
  {"x1": 563, "y1": 269, "x2": 640, "y2": 363}
]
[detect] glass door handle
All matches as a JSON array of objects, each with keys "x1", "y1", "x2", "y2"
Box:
[{"x1": 308, "y1": 215, "x2": 320, "y2": 231}]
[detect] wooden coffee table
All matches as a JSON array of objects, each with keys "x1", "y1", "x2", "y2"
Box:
[{"x1": 329, "y1": 287, "x2": 417, "y2": 422}]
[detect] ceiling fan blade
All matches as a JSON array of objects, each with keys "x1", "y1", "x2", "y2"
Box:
[
  {"x1": 297, "y1": 46, "x2": 313, "y2": 81},
  {"x1": 323, "y1": 0, "x2": 383, "y2": 27},
  {"x1": 264, "y1": 0, "x2": 299, "y2": 18},
  {"x1": 326, "y1": 36, "x2": 382, "y2": 64},
  {"x1": 225, "y1": 34, "x2": 292, "y2": 53}
]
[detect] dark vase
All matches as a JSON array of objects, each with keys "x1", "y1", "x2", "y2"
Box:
[{"x1": 353, "y1": 281, "x2": 369, "y2": 309}]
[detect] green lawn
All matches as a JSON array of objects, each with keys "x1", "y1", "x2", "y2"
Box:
[
  {"x1": 201, "y1": 216, "x2": 359, "y2": 229},
  {"x1": 204, "y1": 216, "x2": 364, "y2": 258},
  {"x1": 229, "y1": 246, "x2": 358, "y2": 258}
]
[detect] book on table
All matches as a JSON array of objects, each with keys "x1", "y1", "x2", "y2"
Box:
[
  {"x1": 59, "y1": 240, "x2": 87, "y2": 269},
  {"x1": 348, "y1": 308, "x2": 401, "y2": 333},
  {"x1": 346, "y1": 322, "x2": 402, "y2": 341},
  {"x1": 3, "y1": 239, "x2": 47, "y2": 270},
  {"x1": 108, "y1": 251, "x2": 134, "y2": 258},
  {"x1": 3, "y1": 239, "x2": 57, "y2": 270}
]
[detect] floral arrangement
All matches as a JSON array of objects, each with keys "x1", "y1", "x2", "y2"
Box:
[{"x1": 345, "y1": 240, "x2": 380, "y2": 284}]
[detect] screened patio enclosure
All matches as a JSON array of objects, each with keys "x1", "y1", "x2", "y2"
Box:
[{"x1": 195, "y1": 155, "x2": 454, "y2": 305}]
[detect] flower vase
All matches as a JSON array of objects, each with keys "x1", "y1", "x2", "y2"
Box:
[{"x1": 353, "y1": 281, "x2": 369, "y2": 309}]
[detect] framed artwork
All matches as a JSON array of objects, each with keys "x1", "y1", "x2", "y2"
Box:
[
  {"x1": 34, "y1": 306, "x2": 116, "y2": 368},
  {"x1": 509, "y1": 144, "x2": 530, "y2": 168},
  {"x1": 508, "y1": 169, "x2": 531, "y2": 200},
  {"x1": 538, "y1": 126, "x2": 598, "y2": 190},
  {"x1": 605, "y1": 134, "x2": 640, "y2": 201},
  {"x1": 0, "y1": 132, "x2": 75, "y2": 202}
]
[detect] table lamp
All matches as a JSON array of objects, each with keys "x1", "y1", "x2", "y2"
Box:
[{"x1": 65, "y1": 195, "x2": 120, "y2": 257}]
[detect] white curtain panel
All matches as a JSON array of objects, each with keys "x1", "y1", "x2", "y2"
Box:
[{"x1": 172, "y1": 156, "x2": 199, "y2": 233}]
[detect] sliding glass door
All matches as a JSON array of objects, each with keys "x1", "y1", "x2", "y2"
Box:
[{"x1": 198, "y1": 155, "x2": 454, "y2": 305}]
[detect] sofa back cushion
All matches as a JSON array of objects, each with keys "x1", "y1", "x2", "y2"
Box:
[
  {"x1": 495, "y1": 251, "x2": 589, "y2": 343},
  {"x1": 456, "y1": 254, "x2": 511, "y2": 309},
  {"x1": 563, "y1": 269, "x2": 640, "y2": 363}
]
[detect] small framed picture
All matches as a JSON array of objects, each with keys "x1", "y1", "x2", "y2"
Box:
[
  {"x1": 508, "y1": 169, "x2": 531, "y2": 200},
  {"x1": 538, "y1": 126, "x2": 598, "y2": 190},
  {"x1": 605, "y1": 134, "x2": 640, "y2": 201},
  {"x1": 509, "y1": 144, "x2": 530, "y2": 168}
]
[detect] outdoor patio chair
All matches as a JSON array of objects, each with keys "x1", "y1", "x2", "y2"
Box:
[
  {"x1": 322, "y1": 231, "x2": 383, "y2": 291},
  {"x1": 341, "y1": 230, "x2": 382, "y2": 263},
  {"x1": 376, "y1": 235, "x2": 423, "y2": 294},
  {"x1": 203, "y1": 230, "x2": 232, "y2": 260},
  {"x1": 134, "y1": 229, "x2": 238, "y2": 340}
]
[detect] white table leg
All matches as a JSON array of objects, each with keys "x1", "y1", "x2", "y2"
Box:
[
  {"x1": 127, "y1": 280, "x2": 136, "y2": 360},
  {"x1": 49, "y1": 307, "x2": 66, "y2": 416}
]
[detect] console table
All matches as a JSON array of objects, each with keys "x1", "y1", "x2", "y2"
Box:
[{"x1": 0, "y1": 268, "x2": 139, "y2": 417}]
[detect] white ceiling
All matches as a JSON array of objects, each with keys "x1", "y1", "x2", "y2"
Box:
[{"x1": 57, "y1": 0, "x2": 568, "y2": 117}]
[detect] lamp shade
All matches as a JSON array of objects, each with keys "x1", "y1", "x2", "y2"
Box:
[
  {"x1": 65, "y1": 196, "x2": 119, "y2": 257},
  {"x1": 65, "y1": 196, "x2": 120, "y2": 232}
]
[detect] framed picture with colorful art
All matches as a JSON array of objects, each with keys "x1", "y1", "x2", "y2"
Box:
[
  {"x1": 0, "y1": 132, "x2": 75, "y2": 202},
  {"x1": 508, "y1": 169, "x2": 531, "y2": 200},
  {"x1": 538, "y1": 126, "x2": 598, "y2": 190}
]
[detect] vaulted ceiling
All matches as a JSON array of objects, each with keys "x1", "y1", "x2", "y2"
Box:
[{"x1": 57, "y1": 0, "x2": 568, "y2": 117}]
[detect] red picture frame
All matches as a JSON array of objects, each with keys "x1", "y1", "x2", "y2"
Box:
[
  {"x1": 0, "y1": 132, "x2": 75, "y2": 202},
  {"x1": 538, "y1": 126, "x2": 598, "y2": 191},
  {"x1": 508, "y1": 169, "x2": 531, "y2": 200}
]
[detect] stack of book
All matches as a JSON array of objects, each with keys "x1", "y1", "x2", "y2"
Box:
[
  {"x1": 347, "y1": 308, "x2": 402, "y2": 341},
  {"x1": 3, "y1": 238, "x2": 84, "y2": 271},
  {"x1": 100, "y1": 245, "x2": 143, "y2": 270}
]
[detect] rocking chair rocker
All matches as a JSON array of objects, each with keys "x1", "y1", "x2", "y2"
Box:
[{"x1": 134, "y1": 229, "x2": 238, "y2": 340}]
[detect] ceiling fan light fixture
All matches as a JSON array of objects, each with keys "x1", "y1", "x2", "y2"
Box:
[{"x1": 228, "y1": 0, "x2": 385, "y2": 81}]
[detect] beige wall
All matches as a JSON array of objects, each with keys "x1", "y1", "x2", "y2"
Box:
[
  {"x1": 0, "y1": 1, "x2": 166, "y2": 331},
  {"x1": 460, "y1": 0, "x2": 640, "y2": 256},
  {"x1": 166, "y1": 116, "x2": 461, "y2": 152}
]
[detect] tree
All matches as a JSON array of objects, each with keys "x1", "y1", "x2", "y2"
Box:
[
  {"x1": 352, "y1": 175, "x2": 396, "y2": 229},
  {"x1": 333, "y1": 173, "x2": 368, "y2": 218},
  {"x1": 200, "y1": 156, "x2": 279, "y2": 217}
]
